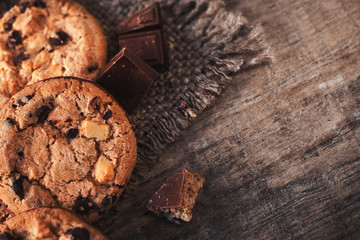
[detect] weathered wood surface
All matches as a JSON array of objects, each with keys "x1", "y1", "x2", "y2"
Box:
[{"x1": 98, "y1": 0, "x2": 360, "y2": 239}]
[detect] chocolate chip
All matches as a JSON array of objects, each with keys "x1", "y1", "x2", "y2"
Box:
[
  {"x1": 73, "y1": 197, "x2": 93, "y2": 215},
  {"x1": 34, "y1": 105, "x2": 50, "y2": 124},
  {"x1": 25, "y1": 94, "x2": 34, "y2": 100},
  {"x1": 20, "y1": 1, "x2": 29, "y2": 13},
  {"x1": 33, "y1": 0, "x2": 46, "y2": 8},
  {"x1": 48, "y1": 49, "x2": 54, "y2": 53},
  {"x1": 102, "y1": 110, "x2": 112, "y2": 120},
  {"x1": 56, "y1": 30, "x2": 69, "y2": 43},
  {"x1": 66, "y1": 227, "x2": 90, "y2": 240},
  {"x1": 8, "y1": 30, "x2": 22, "y2": 49},
  {"x1": 89, "y1": 97, "x2": 101, "y2": 111},
  {"x1": 6, "y1": 117, "x2": 16, "y2": 126},
  {"x1": 16, "y1": 98, "x2": 26, "y2": 106},
  {"x1": 49, "y1": 31, "x2": 69, "y2": 46},
  {"x1": 17, "y1": 151, "x2": 24, "y2": 158},
  {"x1": 4, "y1": 16, "x2": 16, "y2": 32},
  {"x1": 12, "y1": 176, "x2": 24, "y2": 199},
  {"x1": 87, "y1": 64, "x2": 98, "y2": 73},
  {"x1": 66, "y1": 128, "x2": 78, "y2": 139},
  {"x1": 15, "y1": 52, "x2": 30, "y2": 65},
  {"x1": 49, "y1": 38, "x2": 61, "y2": 46},
  {"x1": 11, "y1": 104, "x2": 17, "y2": 109},
  {"x1": 0, "y1": 232, "x2": 13, "y2": 240},
  {"x1": 101, "y1": 196, "x2": 110, "y2": 206}
]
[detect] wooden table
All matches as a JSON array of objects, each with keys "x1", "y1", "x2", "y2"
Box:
[{"x1": 99, "y1": 0, "x2": 360, "y2": 239}]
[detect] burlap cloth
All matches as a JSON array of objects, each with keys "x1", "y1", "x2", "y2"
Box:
[{"x1": 77, "y1": 0, "x2": 270, "y2": 228}]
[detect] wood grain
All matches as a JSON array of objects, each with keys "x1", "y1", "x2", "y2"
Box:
[{"x1": 97, "y1": 0, "x2": 360, "y2": 239}]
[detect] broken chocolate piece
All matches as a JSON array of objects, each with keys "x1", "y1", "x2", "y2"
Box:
[
  {"x1": 147, "y1": 169, "x2": 205, "y2": 223},
  {"x1": 96, "y1": 48, "x2": 159, "y2": 113},
  {"x1": 116, "y1": 3, "x2": 169, "y2": 70},
  {"x1": 148, "y1": 171, "x2": 185, "y2": 209},
  {"x1": 116, "y1": 3, "x2": 162, "y2": 35},
  {"x1": 118, "y1": 29, "x2": 169, "y2": 70}
]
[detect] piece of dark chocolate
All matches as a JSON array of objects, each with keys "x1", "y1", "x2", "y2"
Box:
[
  {"x1": 96, "y1": 48, "x2": 159, "y2": 114},
  {"x1": 147, "y1": 171, "x2": 185, "y2": 209},
  {"x1": 146, "y1": 169, "x2": 205, "y2": 223},
  {"x1": 118, "y1": 29, "x2": 169, "y2": 71},
  {"x1": 116, "y1": 3, "x2": 161, "y2": 35}
]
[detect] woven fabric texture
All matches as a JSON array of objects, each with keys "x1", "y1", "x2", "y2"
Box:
[{"x1": 76, "y1": 0, "x2": 271, "y2": 191}]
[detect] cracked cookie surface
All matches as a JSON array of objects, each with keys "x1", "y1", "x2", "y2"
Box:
[
  {"x1": 0, "y1": 207, "x2": 108, "y2": 239},
  {"x1": 0, "y1": 0, "x2": 107, "y2": 107},
  {"x1": 0, "y1": 77, "x2": 136, "y2": 223}
]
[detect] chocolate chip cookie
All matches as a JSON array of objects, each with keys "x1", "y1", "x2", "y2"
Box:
[
  {"x1": 0, "y1": 0, "x2": 107, "y2": 107},
  {"x1": 0, "y1": 207, "x2": 108, "y2": 239},
  {"x1": 0, "y1": 77, "x2": 136, "y2": 223}
]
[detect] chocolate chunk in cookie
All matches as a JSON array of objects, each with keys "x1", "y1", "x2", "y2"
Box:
[
  {"x1": 12, "y1": 176, "x2": 24, "y2": 200},
  {"x1": 34, "y1": 105, "x2": 51, "y2": 123},
  {"x1": 66, "y1": 128, "x2": 78, "y2": 139},
  {"x1": 4, "y1": 16, "x2": 16, "y2": 32},
  {"x1": 6, "y1": 117, "x2": 16, "y2": 126},
  {"x1": 49, "y1": 31, "x2": 70, "y2": 46},
  {"x1": 7, "y1": 30, "x2": 21, "y2": 49},
  {"x1": 102, "y1": 110, "x2": 112, "y2": 120},
  {"x1": 66, "y1": 227, "x2": 90, "y2": 240},
  {"x1": 74, "y1": 197, "x2": 93, "y2": 215},
  {"x1": 15, "y1": 52, "x2": 30, "y2": 65},
  {"x1": 87, "y1": 64, "x2": 98, "y2": 73}
]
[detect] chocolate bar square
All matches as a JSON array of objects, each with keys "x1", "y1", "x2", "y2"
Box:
[
  {"x1": 96, "y1": 48, "x2": 159, "y2": 113},
  {"x1": 118, "y1": 29, "x2": 168, "y2": 71},
  {"x1": 116, "y1": 3, "x2": 161, "y2": 35}
]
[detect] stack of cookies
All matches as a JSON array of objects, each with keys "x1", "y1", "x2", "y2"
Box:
[{"x1": 0, "y1": 0, "x2": 205, "y2": 238}]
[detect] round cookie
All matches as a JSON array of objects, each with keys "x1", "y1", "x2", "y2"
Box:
[
  {"x1": 0, "y1": 77, "x2": 137, "y2": 222},
  {"x1": 0, "y1": 0, "x2": 107, "y2": 107},
  {"x1": 0, "y1": 207, "x2": 108, "y2": 239}
]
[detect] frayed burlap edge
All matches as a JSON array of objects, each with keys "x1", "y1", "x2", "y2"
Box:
[{"x1": 126, "y1": 0, "x2": 272, "y2": 194}]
